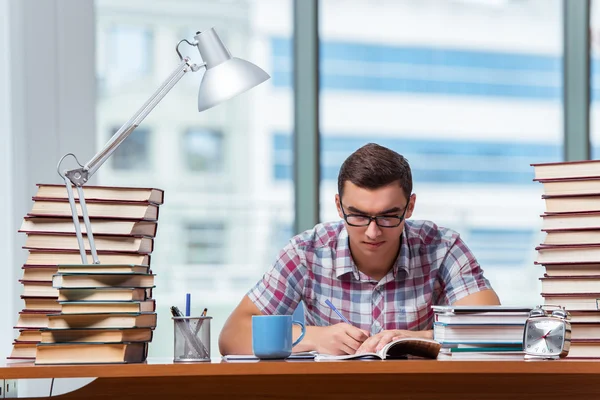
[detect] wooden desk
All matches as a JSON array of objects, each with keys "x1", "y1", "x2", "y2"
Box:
[{"x1": 4, "y1": 359, "x2": 600, "y2": 400}]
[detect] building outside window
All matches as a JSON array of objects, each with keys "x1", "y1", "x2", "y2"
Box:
[
  {"x1": 110, "y1": 126, "x2": 151, "y2": 170},
  {"x1": 186, "y1": 222, "x2": 226, "y2": 264},
  {"x1": 184, "y1": 128, "x2": 224, "y2": 172}
]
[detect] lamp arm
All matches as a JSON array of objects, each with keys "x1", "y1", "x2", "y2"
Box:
[
  {"x1": 62, "y1": 57, "x2": 205, "y2": 186},
  {"x1": 55, "y1": 45, "x2": 205, "y2": 264}
]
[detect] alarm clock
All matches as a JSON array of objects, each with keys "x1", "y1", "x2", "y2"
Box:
[{"x1": 523, "y1": 305, "x2": 571, "y2": 360}]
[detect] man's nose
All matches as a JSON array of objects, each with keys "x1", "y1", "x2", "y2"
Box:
[{"x1": 365, "y1": 219, "x2": 382, "y2": 239}]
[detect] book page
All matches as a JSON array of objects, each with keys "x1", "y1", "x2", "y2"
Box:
[
  {"x1": 314, "y1": 352, "x2": 382, "y2": 361},
  {"x1": 381, "y1": 337, "x2": 441, "y2": 359}
]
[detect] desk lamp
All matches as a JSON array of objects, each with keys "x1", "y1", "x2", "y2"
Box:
[{"x1": 56, "y1": 28, "x2": 270, "y2": 264}]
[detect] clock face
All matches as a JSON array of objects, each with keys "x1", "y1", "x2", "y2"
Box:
[{"x1": 524, "y1": 317, "x2": 566, "y2": 356}]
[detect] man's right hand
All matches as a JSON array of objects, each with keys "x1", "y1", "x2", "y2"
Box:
[{"x1": 307, "y1": 323, "x2": 370, "y2": 355}]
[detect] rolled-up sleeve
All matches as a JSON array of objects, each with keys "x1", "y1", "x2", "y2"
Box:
[
  {"x1": 248, "y1": 241, "x2": 306, "y2": 315},
  {"x1": 437, "y1": 234, "x2": 494, "y2": 305}
]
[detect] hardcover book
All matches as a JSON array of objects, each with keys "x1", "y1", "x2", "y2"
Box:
[
  {"x1": 35, "y1": 342, "x2": 148, "y2": 365},
  {"x1": 34, "y1": 184, "x2": 164, "y2": 204}
]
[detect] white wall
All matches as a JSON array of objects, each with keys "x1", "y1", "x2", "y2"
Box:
[{"x1": 0, "y1": 0, "x2": 96, "y2": 368}]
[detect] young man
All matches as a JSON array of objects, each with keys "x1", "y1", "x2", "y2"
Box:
[{"x1": 219, "y1": 143, "x2": 500, "y2": 356}]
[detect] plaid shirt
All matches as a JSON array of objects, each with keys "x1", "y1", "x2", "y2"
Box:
[{"x1": 248, "y1": 219, "x2": 493, "y2": 335}]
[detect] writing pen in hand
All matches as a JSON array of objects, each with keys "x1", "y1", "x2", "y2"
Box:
[{"x1": 324, "y1": 299, "x2": 352, "y2": 325}]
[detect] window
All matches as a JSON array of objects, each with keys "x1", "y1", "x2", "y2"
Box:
[
  {"x1": 95, "y1": 0, "x2": 294, "y2": 357},
  {"x1": 109, "y1": 127, "x2": 150, "y2": 170},
  {"x1": 184, "y1": 129, "x2": 224, "y2": 172},
  {"x1": 186, "y1": 222, "x2": 226, "y2": 265},
  {"x1": 319, "y1": 0, "x2": 563, "y2": 306},
  {"x1": 100, "y1": 25, "x2": 153, "y2": 91}
]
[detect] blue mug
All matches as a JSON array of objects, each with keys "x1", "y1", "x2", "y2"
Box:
[{"x1": 252, "y1": 315, "x2": 305, "y2": 359}]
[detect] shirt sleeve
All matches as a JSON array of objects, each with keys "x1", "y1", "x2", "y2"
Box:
[
  {"x1": 437, "y1": 233, "x2": 494, "y2": 305},
  {"x1": 247, "y1": 240, "x2": 306, "y2": 315}
]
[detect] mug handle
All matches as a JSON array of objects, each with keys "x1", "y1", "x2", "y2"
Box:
[{"x1": 292, "y1": 321, "x2": 305, "y2": 347}]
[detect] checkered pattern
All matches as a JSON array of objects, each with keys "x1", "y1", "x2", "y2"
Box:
[{"x1": 248, "y1": 219, "x2": 493, "y2": 334}]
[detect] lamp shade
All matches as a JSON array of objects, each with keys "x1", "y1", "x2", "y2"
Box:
[{"x1": 194, "y1": 28, "x2": 270, "y2": 112}]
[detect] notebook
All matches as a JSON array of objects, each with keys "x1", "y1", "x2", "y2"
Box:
[{"x1": 222, "y1": 351, "x2": 317, "y2": 361}]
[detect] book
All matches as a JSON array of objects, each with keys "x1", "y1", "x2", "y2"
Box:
[
  {"x1": 20, "y1": 280, "x2": 58, "y2": 297},
  {"x1": 15, "y1": 329, "x2": 43, "y2": 343},
  {"x1": 537, "y1": 177, "x2": 600, "y2": 196},
  {"x1": 25, "y1": 250, "x2": 150, "y2": 266},
  {"x1": 35, "y1": 342, "x2": 147, "y2": 364},
  {"x1": 532, "y1": 160, "x2": 600, "y2": 180},
  {"x1": 20, "y1": 217, "x2": 158, "y2": 237},
  {"x1": 29, "y1": 198, "x2": 159, "y2": 220},
  {"x1": 22, "y1": 296, "x2": 61, "y2": 312},
  {"x1": 567, "y1": 340, "x2": 600, "y2": 359},
  {"x1": 8, "y1": 342, "x2": 37, "y2": 360},
  {"x1": 34, "y1": 184, "x2": 164, "y2": 204},
  {"x1": 58, "y1": 288, "x2": 149, "y2": 302},
  {"x1": 314, "y1": 338, "x2": 441, "y2": 360},
  {"x1": 542, "y1": 230, "x2": 600, "y2": 246},
  {"x1": 434, "y1": 311, "x2": 529, "y2": 325},
  {"x1": 60, "y1": 300, "x2": 155, "y2": 314},
  {"x1": 543, "y1": 264, "x2": 600, "y2": 277},
  {"x1": 57, "y1": 264, "x2": 150, "y2": 274},
  {"x1": 536, "y1": 245, "x2": 600, "y2": 264},
  {"x1": 22, "y1": 266, "x2": 57, "y2": 281},
  {"x1": 14, "y1": 312, "x2": 50, "y2": 329},
  {"x1": 433, "y1": 323, "x2": 524, "y2": 344},
  {"x1": 222, "y1": 351, "x2": 317, "y2": 361},
  {"x1": 570, "y1": 311, "x2": 600, "y2": 323},
  {"x1": 48, "y1": 313, "x2": 157, "y2": 329},
  {"x1": 542, "y1": 294, "x2": 600, "y2": 311},
  {"x1": 41, "y1": 328, "x2": 153, "y2": 343},
  {"x1": 541, "y1": 212, "x2": 600, "y2": 230},
  {"x1": 571, "y1": 323, "x2": 600, "y2": 340},
  {"x1": 52, "y1": 273, "x2": 155, "y2": 289},
  {"x1": 24, "y1": 233, "x2": 154, "y2": 254},
  {"x1": 540, "y1": 276, "x2": 600, "y2": 294},
  {"x1": 543, "y1": 195, "x2": 600, "y2": 214},
  {"x1": 431, "y1": 305, "x2": 532, "y2": 314},
  {"x1": 438, "y1": 349, "x2": 524, "y2": 360}
]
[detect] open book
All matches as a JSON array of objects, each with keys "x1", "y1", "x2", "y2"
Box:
[{"x1": 315, "y1": 337, "x2": 441, "y2": 361}]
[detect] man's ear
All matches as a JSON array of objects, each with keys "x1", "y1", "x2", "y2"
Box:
[
  {"x1": 405, "y1": 193, "x2": 416, "y2": 219},
  {"x1": 335, "y1": 194, "x2": 344, "y2": 219}
]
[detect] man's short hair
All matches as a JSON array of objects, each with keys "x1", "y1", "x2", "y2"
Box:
[{"x1": 337, "y1": 143, "x2": 412, "y2": 199}]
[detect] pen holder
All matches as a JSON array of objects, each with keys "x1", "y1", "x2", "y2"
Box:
[{"x1": 172, "y1": 316, "x2": 212, "y2": 362}]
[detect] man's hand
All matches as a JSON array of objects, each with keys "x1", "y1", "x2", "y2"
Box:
[
  {"x1": 309, "y1": 323, "x2": 370, "y2": 355},
  {"x1": 355, "y1": 329, "x2": 433, "y2": 354}
]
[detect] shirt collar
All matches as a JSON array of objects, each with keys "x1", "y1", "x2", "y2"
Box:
[{"x1": 333, "y1": 223, "x2": 411, "y2": 280}]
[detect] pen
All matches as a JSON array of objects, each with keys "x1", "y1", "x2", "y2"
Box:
[
  {"x1": 185, "y1": 293, "x2": 191, "y2": 317},
  {"x1": 325, "y1": 299, "x2": 352, "y2": 325},
  {"x1": 194, "y1": 308, "x2": 208, "y2": 336}
]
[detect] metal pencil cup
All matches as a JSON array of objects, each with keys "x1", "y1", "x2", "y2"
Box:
[{"x1": 173, "y1": 316, "x2": 212, "y2": 362}]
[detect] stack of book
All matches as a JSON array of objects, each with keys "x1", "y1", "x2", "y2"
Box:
[
  {"x1": 9, "y1": 184, "x2": 163, "y2": 364},
  {"x1": 433, "y1": 305, "x2": 530, "y2": 360},
  {"x1": 533, "y1": 160, "x2": 600, "y2": 358}
]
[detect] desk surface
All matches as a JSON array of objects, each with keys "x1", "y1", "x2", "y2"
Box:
[
  {"x1": 2, "y1": 357, "x2": 600, "y2": 378},
  {"x1": 5, "y1": 359, "x2": 600, "y2": 400}
]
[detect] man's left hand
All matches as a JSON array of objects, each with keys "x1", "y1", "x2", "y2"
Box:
[{"x1": 355, "y1": 329, "x2": 433, "y2": 354}]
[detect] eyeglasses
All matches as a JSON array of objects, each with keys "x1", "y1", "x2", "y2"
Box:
[{"x1": 339, "y1": 197, "x2": 410, "y2": 228}]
